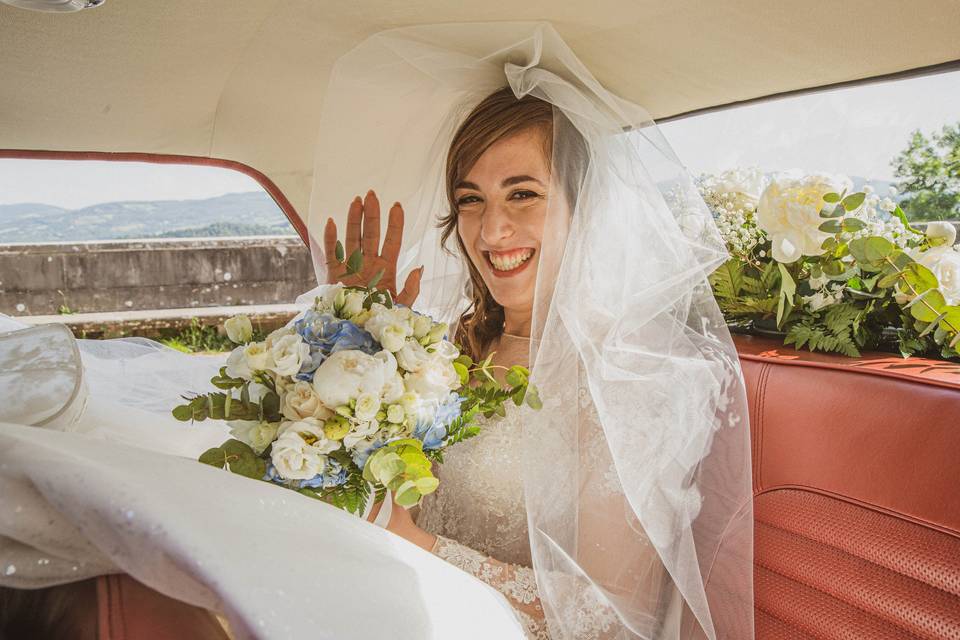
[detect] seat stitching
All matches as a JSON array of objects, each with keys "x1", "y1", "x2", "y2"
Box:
[
  {"x1": 755, "y1": 513, "x2": 960, "y2": 600},
  {"x1": 754, "y1": 563, "x2": 928, "y2": 640}
]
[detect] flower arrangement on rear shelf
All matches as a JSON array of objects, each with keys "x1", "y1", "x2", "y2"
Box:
[
  {"x1": 173, "y1": 242, "x2": 541, "y2": 514},
  {"x1": 700, "y1": 168, "x2": 960, "y2": 360}
]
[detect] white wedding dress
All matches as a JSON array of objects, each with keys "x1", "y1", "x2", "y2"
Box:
[{"x1": 417, "y1": 337, "x2": 669, "y2": 640}]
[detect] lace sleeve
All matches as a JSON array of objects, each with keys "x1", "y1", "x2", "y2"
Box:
[{"x1": 431, "y1": 534, "x2": 549, "y2": 640}]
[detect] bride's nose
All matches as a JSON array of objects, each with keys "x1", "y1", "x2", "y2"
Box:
[{"x1": 480, "y1": 201, "x2": 514, "y2": 245}]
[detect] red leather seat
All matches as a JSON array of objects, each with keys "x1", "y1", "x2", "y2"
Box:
[
  {"x1": 95, "y1": 574, "x2": 230, "y2": 640},
  {"x1": 735, "y1": 335, "x2": 960, "y2": 640}
]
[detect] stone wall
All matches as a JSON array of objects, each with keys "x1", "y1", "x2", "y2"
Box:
[{"x1": 0, "y1": 237, "x2": 316, "y2": 316}]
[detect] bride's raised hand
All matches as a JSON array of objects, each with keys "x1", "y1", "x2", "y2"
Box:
[{"x1": 323, "y1": 190, "x2": 423, "y2": 306}]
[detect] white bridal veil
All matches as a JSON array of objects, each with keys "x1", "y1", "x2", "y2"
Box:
[{"x1": 308, "y1": 22, "x2": 753, "y2": 640}]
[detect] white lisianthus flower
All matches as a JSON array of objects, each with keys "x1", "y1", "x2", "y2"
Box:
[
  {"x1": 395, "y1": 339, "x2": 431, "y2": 373},
  {"x1": 281, "y1": 381, "x2": 332, "y2": 421},
  {"x1": 342, "y1": 420, "x2": 380, "y2": 450},
  {"x1": 912, "y1": 245, "x2": 960, "y2": 306},
  {"x1": 224, "y1": 315, "x2": 253, "y2": 344},
  {"x1": 756, "y1": 172, "x2": 852, "y2": 264},
  {"x1": 380, "y1": 323, "x2": 410, "y2": 352},
  {"x1": 312, "y1": 350, "x2": 392, "y2": 408},
  {"x1": 411, "y1": 314, "x2": 433, "y2": 340},
  {"x1": 269, "y1": 334, "x2": 310, "y2": 377},
  {"x1": 354, "y1": 392, "x2": 381, "y2": 422},
  {"x1": 386, "y1": 404, "x2": 405, "y2": 424},
  {"x1": 925, "y1": 221, "x2": 957, "y2": 248},
  {"x1": 403, "y1": 356, "x2": 460, "y2": 401},
  {"x1": 271, "y1": 420, "x2": 338, "y2": 480},
  {"x1": 228, "y1": 420, "x2": 280, "y2": 455},
  {"x1": 342, "y1": 291, "x2": 366, "y2": 318},
  {"x1": 225, "y1": 346, "x2": 252, "y2": 379},
  {"x1": 242, "y1": 342, "x2": 274, "y2": 373}
]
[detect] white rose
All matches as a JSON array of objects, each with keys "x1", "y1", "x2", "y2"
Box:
[
  {"x1": 380, "y1": 324, "x2": 409, "y2": 352},
  {"x1": 312, "y1": 350, "x2": 391, "y2": 408},
  {"x1": 411, "y1": 314, "x2": 433, "y2": 339},
  {"x1": 757, "y1": 172, "x2": 851, "y2": 264},
  {"x1": 913, "y1": 246, "x2": 960, "y2": 306},
  {"x1": 386, "y1": 404, "x2": 405, "y2": 424},
  {"x1": 271, "y1": 421, "x2": 337, "y2": 480},
  {"x1": 225, "y1": 346, "x2": 252, "y2": 379},
  {"x1": 343, "y1": 419, "x2": 380, "y2": 450},
  {"x1": 281, "y1": 381, "x2": 332, "y2": 421},
  {"x1": 354, "y1": 392, "x2": 381, "y2": 422},
  {"x1": 403, "y1": 357, "x2": 460, "y2": 401},
  {"x1": 242, "y1": 341, "x2": 274, "y2": 373},
  {"x1": 925, "y1": 221, "x2": 957, "y2": 248},
  {"x1": 269, "y1": 334, "x2": 310, "y2": 377},
  {"x1": 342, "y1": 291, "x2": 366, "y2": 318},
  {"x1": 395, "y1": 340, "x2": 431, "y2": 372},
  {"x1": 228, "y1": 420, "x2": 279, "y2": 455},
  {"x1": 224, "y1": 315, "x2": 253, "y2": 344}
]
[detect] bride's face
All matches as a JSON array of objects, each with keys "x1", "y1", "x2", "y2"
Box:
[{"x1": 455, "y1": 127, "x2": 551, "y2": 313}]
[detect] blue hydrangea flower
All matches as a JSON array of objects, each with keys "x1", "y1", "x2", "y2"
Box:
[
  {"x1": 294, "y1": 310, "x2": 378, "y2": 381},
  {"x1": 413, "y1": 393, "x2": 464, "y2": 450},
  {"x1": 263, "y1": 458, "x2": 347, "y2": 490}
]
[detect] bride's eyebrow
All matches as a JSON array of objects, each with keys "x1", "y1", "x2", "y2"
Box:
[{"x1": 501, "y1": 175, "x2": 544, "y2": 188}]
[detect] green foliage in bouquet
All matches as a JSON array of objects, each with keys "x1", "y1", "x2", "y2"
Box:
[{"x1": 701, "y1": 169, "x2": 960, "y2": 360}]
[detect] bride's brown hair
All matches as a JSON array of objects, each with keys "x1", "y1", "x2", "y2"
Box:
[{"x1": 440, "y1": 87, "x2": 584, "y2": 360}]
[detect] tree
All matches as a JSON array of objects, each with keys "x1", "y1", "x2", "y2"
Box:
[{"x1": 892, "y1": 123, "x2": 960, "y2": 222}]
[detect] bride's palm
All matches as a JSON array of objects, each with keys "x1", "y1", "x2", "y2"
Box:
[{"x1": 323, "y1": 190, "x2": 422, "y2": 306}]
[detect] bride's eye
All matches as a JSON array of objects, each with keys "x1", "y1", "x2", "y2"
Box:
[
  {"x1": 456, "y1": 194, "x2": 482, "y2": 208},
  {"x1": 509, "y1": 190, "x2": 540, "y2": 201}
]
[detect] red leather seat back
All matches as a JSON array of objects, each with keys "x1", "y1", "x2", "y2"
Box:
[
  {"x1": 97, "y1": 574, "x2": 229, "y2": 640},
  {"x1": 736, "y1": 335, "x2": 960, "y2": 640}
]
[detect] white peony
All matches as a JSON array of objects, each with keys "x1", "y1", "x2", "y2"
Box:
[
  {"x1": 756, "y1": 172, "x2": 852, "y2": 264},
  {"x1": 913, "y1": 245, "x2": 960, "y2": 306},
  {"x1": 281, "y1": 381, "x2": 332, "y2": 421},
  {"x1": 311, "y1": 350, "x2": 393, "y2": 408},
  {"x1": 269, "y1": 333, "x2": 310, "y2": 377},
  {"x1": 395, "y1": 339, "x2": 431, "y2": 373},
  {"x1": 354, "y1": 392, "x2": 381, "y2": 422},
  {"x1": 271, "y1": 422, "x2": 337, "y2": 481},
  {"x1": 925, "y1": 221, "x2": 957, "y2": 248},
  {"x1": 228, "y1": 420, "x2": 279, "y2": 455},
  {"x1": 224, "y1": 315, "x2": 253, "y2": 344},
  {"x1": 403, "y1": 357, "x2": 460, "y2": 401}
]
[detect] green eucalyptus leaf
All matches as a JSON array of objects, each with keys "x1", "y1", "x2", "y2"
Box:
[
  {"x1": 818, "y1": 219, "x2": 843, "y2": 234},
  {"x1": 841, "y1": 192, "x2": 866, "y2": 211}
]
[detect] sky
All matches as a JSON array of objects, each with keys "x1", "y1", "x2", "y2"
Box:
[{"x1": 0, "y1": 70, "x2": 957, "y2": 209}]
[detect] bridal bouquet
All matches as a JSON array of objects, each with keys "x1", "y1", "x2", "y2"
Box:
[
  {"x1": 700, "y1": 168, "x2": 960, "y2": 360},
  {"x1": 173, "y1": 253, "x2": 540, "y2": 515}
]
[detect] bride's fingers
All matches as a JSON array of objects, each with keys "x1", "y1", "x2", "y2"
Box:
[
  {"x1": 345, "y1": 195, "x2": 363, "y2": 253},
  {"x1": 362, "y1": 190, "x2": 381, "y2": 256},
  {"x1": 396, "y1": 266, "x2": 424, "y2": 307},
  {"x1": 383, "y1": 202, "x2": 404, "y2": 263},
  {"x1": 322, "y1": 218, "x2": 341, "y2": 273}
]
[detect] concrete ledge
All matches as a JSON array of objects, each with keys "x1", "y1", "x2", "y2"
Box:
[{"x1": 20, "y1": 304, "x2": 302, "y2": 339}]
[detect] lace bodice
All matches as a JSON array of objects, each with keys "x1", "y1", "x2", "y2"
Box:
[{"x1": 417, "y1": 405, "x2": 530, "y2": 566}]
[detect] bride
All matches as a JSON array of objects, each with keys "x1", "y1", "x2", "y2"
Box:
[{"x1": 0, "y1": 22, "x2": 753, "y2": 640}]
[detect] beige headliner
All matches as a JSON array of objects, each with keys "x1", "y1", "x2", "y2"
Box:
[{"x1": 1, "y1": 0, "x2": 958, "y2": 222}]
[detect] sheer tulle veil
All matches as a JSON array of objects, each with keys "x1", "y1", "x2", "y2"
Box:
[{"x1": 308, "y1": 22, "x2": 754, "y2": 640}]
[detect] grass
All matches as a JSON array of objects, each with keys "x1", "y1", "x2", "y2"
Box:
[{"x1": 159, "y1": 318, "x2": 266, "y2": 354}]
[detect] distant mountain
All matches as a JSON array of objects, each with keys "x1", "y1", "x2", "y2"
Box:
[{"x1": 0, "y1": 192, "x2": 296, "y2": 243}]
